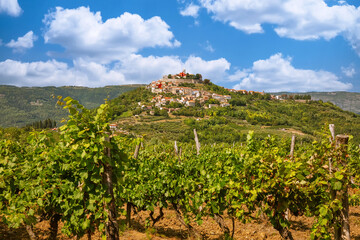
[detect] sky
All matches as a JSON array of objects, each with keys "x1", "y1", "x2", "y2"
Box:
[{"x1": 0, "y1": 0, "x2": 359, "y2": 92}]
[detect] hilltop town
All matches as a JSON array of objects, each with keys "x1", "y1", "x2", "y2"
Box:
[{"x1": 146, "y1": 70, "x2": 267, "y2": 113}]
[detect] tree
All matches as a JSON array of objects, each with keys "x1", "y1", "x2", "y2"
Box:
[
  {"x1": 229, "y1": 99, "x2": 246, "y2": 106},
  {"x1": 204, "y1": 79, "x2": 210, "y2": 84},
  {"x1": 207, "y1": 98, "x2": 220, "y2": 105}
]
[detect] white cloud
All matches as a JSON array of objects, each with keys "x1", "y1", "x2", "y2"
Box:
[
  {"x1": 184, "y1": 56, "x2": 230, "y2": 81},
  {"x1": 0, "y1": 55, "x2": 230, "y2": 87},
  {"x1": 202, "y1": 40, "x2": 215, "y2": 52},
  {"x1": 231, "y1": 53, "x2": 352, "y2": 92},
  {"x1": 106, "y1": 54, "x2": 230, "y2": 84},
  {"x1": 43, "y1": 7, "x2": 180, "y2": 63},
  {"x1": 198, "y1": 0, "x2": 360, "y2": 55},
  {"x1": 341, "y1": 65, "x2": 356, "y2": 77},
  {"x1": 6, "y1": 31, "x2": 37, "y2": 52},
  {"x1": 0, "y1": 59, "x2": 129, "y2": 87},
  {"x1": 180, "y1": 3, "x2": 201, "y2": 18},
  {"x1": 0, "y1": 0, "x2": 22, "y2": 17}
]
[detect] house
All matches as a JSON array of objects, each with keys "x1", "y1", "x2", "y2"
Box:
[
  {"x1": 221, "y1": 103, "x2": 230, "y2": 107},
  {"x1": 209, "y1": 104, "x2": 219, "y2": 108},
  {"x1": 164, "y1": 97, "x2": 174, "y2": 102},
  {"x1": 192, "y1": 90, "x2": 200, "y2": 97},
  {"x1": 187, "y1": 100, "x2": 196, "y2": 107},
  {"x1": 202, "y1": 91, "x2": 212, "y2": 97},
  {"x1": 179, "y1": 70, "x2": 186, "y2": 78},
  {"x1": 110, "y1": 124, "x2": 117, "y2": 130},
  {"x1": 227, "y1": 89, "x2": 237, "y2": 93}
]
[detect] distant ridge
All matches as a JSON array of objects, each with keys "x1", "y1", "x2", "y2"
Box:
[
  {"x1": 271, "y1": 91, "x2": 360, "y2": 115},
  {"x1": 0, "y1": 84, "x2": 143, "y2": 127}
]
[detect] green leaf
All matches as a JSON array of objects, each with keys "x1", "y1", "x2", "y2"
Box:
[
  {"x1": 99, "y1": 222, "x2": 105, "y2": 232},
  {"x1": 321, "y1": 218, "x2": 328, "y2": 225},
  {"x1": 334, "y1": 172, "x2": 344, "y2": 180},
  {"x1": 80, "y1": 171, "x2": 88, "y2": 180},
  {"x1": 82, "y1": 219, "x2": 90, "y2": 230},
  {"x1": 333, "y1": 181, "x2": 342, "y2": 190},
  {"x1": 81, "y1": 150, "x2": 87, "y2": 159},
  {"x1": 28, "y1": 208, "x2": 35, "y2": 216},
  {"x1": 319, "y1": 206, "x2": 328, "y2": 216}
]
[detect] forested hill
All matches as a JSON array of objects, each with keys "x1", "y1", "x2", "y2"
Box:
[
  {"x1": 0, "y1": 85, "x2": 143, "y2": 127},
  {"x1": 307, "y1": 92, "x2": 360, "y2": 114},
  {"x1": 273, "y1": 91, "x2": 360, "y2": 114}
]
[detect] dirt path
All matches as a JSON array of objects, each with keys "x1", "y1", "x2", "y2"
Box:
[{"x1": 2, "y1": 206, "x2": 360, "y2": 239}]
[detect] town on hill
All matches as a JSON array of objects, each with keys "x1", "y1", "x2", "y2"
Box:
[{"x1": 146, "y1": 70, "x2": 268, "y2": 113}]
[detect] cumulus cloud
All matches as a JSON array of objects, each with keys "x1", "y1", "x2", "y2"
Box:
[
  {"x1": 6, "y1": 31, "x2": 37, "y2": 52},
  {"x1": 0, "y1": 0, "x2": 22, "y2": 17},
  {"x1": 198, "y1": 0, "x2": 360, "y2": 55},
  {"x1": 341, "y1": 65, "x2": 356, "y2": 77},
  {"x1": 180, "y1": 3, "x2": 201, "y2": 18},
  {"x1": 43, "y1": 7, "x2": 180, "y2": 63},
  {"x1": 231, "y1": 53, "x2": 352, "y2": 92},
  {"x1": 0, "y1": 59, "x2": 130, "y2": 87},
  {"x1": 184, "y1": 56, "x2": 230, "y2": 81},
  {"x1": 0, "y1": 55, "x2": 230, "y2": 87},
  {"x1": 114, "y1": 54, "x2": 229, "y2": 83}
]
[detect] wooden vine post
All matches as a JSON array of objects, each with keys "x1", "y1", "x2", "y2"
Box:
[
  {"x1": 133, "y1": 144, "x2": 140, "y2": 159},
  {"x1": 174, "y1": 141, "x2": 181, "y2": 163},
  {"x1": 334, "y1": 134, "x2": 350, "y2": 240},
  {"x1": 103, "y1": 136, "x2": 119, "y2": 240},
  {"x1": 126, "y1": 143, "x2": 141, "y2": 228},
  {"x1": 25, "y1": 225, "x2": 37, "y2": 240},
  {"x1": 194, "y1": 129, "x2": 200, "y2": 155},
  {"x1": 290, "y1": 134, "x2": 296, "y2": 159},
  {"x1": 285, "y1": 135, "x2": 296, "y2": 222},
  {"x1": 329, "y1": 124, "x2": 335, "y2": 174}
]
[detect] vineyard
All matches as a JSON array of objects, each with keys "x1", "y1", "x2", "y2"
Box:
[{"x1": 1, "y1": 97, "x2": 360, "y2": 240}]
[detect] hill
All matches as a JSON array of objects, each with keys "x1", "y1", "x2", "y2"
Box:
[
  {"x1": 2, "y1": 80, "x2": 360, "y2": 144},
  {"x1": 307, "y1": 91, "x2": 360, "y2": 114},
  {"x1": 107, "y1": 82, "x2": 360, "y2": 144},
  {"x1": 0, "y1": 85, "x2": 143, "y2": 127},
  {"x1": 273, "y1": 91, "x2": 360, "y2": 114}
]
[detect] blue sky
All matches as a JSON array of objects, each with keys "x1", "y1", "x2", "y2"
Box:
[{"x1": 0, "y1": 0, "x2": 359, "y2": 92}]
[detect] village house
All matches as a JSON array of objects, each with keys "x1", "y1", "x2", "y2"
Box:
[
  {"x1": 186, "y1": 100, "x2": 196, "y2": 107},
  {"x1": 209, "y1": 104, "x2": 219, "y2": 108},
  {"x1": 110, "y1": 124, "x2": 117, "y2": 130}
]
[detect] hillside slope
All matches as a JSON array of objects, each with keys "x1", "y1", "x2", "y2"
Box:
[
  {"x1": 108, "y1": 85, "x2": 360, "y2": 144},
  {"x1": 0, "y1": 85, "x2": 143, "y2": 127}
]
